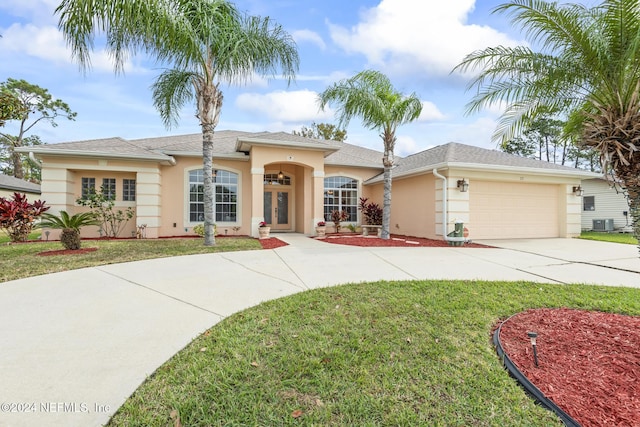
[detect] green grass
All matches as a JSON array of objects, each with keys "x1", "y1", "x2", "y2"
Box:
[
  {"x1": 579, "y1": 230, "x2": 638, "y2": 245},
  {"x1": 0, "y1": 237, "x2": 261, "y2": 282},
  {"x1": 108, "y1": 280, "x2": 640, "y2": 427}
]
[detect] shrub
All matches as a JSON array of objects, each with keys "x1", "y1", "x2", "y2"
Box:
[
  {"x1": 193, "y1": 223, "x2": 216, "y2": 237},
  {"x1": 76, "y1": 188, "x2": 134, "y2": 238},
  {"x1": 40, "y1": 211, "x2": 100, "y2": 250},
  {"x1": 359, "y1": 197, "x2": 382, "y2": 225},
  {"x1": 330, "y1": 209, "x2": 349, "y2": 232},
  {"x1": 0, "y1": 192, "x2": 49, "y2": 242}
]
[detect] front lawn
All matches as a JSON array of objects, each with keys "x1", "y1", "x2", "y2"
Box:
[
  {"x1": 0, "y1": 237, "x2": 261, "y2": 282},
  {"x1": 579, "y1": 231, "x2": 638, "y2": 245},
  {"x1": 108, "y1": 280, "x2": 640, "y2": 426}
]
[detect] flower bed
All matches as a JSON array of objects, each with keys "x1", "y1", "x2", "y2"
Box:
[
  {"x1": 315, "y1": 234, "x2": 492, "y2": 248},
  {"x1": 498, "y1": 308, "x2": 640, "y2": 426}
]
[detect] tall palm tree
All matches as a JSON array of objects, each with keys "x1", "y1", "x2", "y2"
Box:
[
  {"x1": 454, "y1": 0, "x2": 640, "y2": 254},
  {"x1": 318, "y1": 70, "x2": 422, "y2": 239},
  {"x1": 56, "y1": 0, "x2": 298, "y2": 245}
]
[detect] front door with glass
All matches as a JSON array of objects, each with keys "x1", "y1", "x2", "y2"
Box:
[{"x1": 264, "y1": 190, "x2": 291, "y2": 230}]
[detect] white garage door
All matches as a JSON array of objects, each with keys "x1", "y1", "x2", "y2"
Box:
[{"x1": 469, "y1": 181, "x2": 559, "y2": 239}]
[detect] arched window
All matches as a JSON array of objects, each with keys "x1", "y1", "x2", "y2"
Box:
[
  {"x1": 189, "y1": 169, "x2": 238, "y2": 222},
  {"x1": 324, "y1": 176, "x2": 358, "y2": 222}
]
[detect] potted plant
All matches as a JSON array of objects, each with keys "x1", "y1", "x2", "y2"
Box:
[
  {"x1": 258, "y1": 221, "x2": 270, "y2": 239},
  {"x1": 316, "y1": 220, "x2": 327, "y2": 237},
  {"x1": 330, "y1": 209, "x2": 349, "y2": 233}
]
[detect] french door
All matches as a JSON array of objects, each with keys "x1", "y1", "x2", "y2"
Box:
[{"x1": 264, "y1": 190, "x2": 291, "y2": 231}]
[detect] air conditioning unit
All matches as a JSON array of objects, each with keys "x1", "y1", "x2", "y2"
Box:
[{"x1": 592, "y1": 219, "x2": 614, "y2": 232}]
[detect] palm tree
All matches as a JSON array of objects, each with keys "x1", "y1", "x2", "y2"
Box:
[
  {"x1": 56, "y1": 0, "x2": 298, "y2": 246},
  {"x1": 40, "y1": 211, "x2": 100, "y2": 250},
  {"x1": 318, "y1": 70, "x2": 423, "y2": 239},
  {"x1": 454, "y1": 0, "x2": 640, "y2": 253}
]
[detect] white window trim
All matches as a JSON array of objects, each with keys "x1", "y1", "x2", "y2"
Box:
[
  {"x1": 184, "y1": 166, "x2": 242, "y2": 227},
  {"x1": 323, "y1": 174, "x2": 361, "y2": 225}
]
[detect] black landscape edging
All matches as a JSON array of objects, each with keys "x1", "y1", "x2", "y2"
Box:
[{"x1": 493, "y1": 321, "x2": 582, "y2": 427}]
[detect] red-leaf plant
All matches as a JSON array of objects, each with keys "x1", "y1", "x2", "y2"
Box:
[
  {"x1": 358, "y1": 197, "x2": 382, "y2": 225},
  {"x1": 0, "y1": 192, "x2": 49, "y2": 242}
]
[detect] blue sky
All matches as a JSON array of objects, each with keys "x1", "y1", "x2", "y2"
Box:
[{"x1": 0, "y1": 0, "x2": 528, "y2": 155}]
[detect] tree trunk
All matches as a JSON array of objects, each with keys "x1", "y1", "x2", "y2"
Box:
[
  {"x1": 202, "y1": 131, "x2": 216, "y2": 246},
  {"x1": 11, "y1": 150, "x2": 24, "y2": 179},
  {"x1": 626, "y1": 186, "x2": 640, "y2": 255},
  {"x1": 381, "y1": 131, "x2": 395, "y2": 240},
  {"x1": 197, "y1": 80, "x2": 223, "y2": 247}
]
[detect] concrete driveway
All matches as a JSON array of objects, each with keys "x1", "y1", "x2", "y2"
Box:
[{"x1": 0, "y1": 235, "x2": 638, "y2": 427}]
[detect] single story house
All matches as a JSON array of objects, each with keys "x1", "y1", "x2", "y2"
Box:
[
  {"x1": 0, "y1": 174, "x2": 41, "y2": 199},
  {"x1": 18, "y1": 130, "x2": 599, "y2": 240},
  {"x1": 580, "y1": 177, "x2": 632, "y2": 232}
]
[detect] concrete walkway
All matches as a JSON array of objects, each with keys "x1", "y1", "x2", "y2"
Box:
[{"x1": 0, "y1": 236, "x2": 638, "y2": 426}]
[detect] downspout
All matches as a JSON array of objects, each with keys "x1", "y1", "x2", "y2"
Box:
[
  {"x1": 29, "y1": 152, "x2": 41, "y2": 165},
  {"x1": 432, "y1": 169, "x2": 466, "y2": 243}
]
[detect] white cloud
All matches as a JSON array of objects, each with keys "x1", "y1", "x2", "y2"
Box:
[
  {"x1": 395, "y1": 135, "x2": 421, "y2": 156},
  {"x1": 418, "y1": 101, "x2": 446, "y2": 121},
  {"x1": 447, "y1": 116, "x2": 499, "y2": 149},
  {"x1": 292, "y1": 29, "x2": 326, "y2": 50},
  {"x1": 0, "y1": 0, "x2": 59, "y2": 24},
  {"x1": 328, "y1": 0, "x2": 521, "y2": 78},
  {"x1": 0, "y1": 23, "x2": 146, "y2": 74},
  {"x1": 235, "y1": 89, "x2": 334, "y2": 122}
]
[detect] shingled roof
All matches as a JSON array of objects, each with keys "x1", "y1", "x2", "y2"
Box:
[
  {"x1": 18, "y1": 132, "x2": 598, "y2": 179},
  {"x1": 364, "y1": 142, "x2": 597, "y2": 183},
  {"x1": 0, "y1": 175, "x2": 41, "y2": 194}
]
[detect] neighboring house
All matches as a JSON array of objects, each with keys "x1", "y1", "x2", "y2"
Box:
[
  {"x1": 580, "y1": 178, "x2": 632, "y2": 232},
  {"x1": 17, "y1": 131, "x2": 598, "y2": 240},
  {"x1": 0, "y1": 174, "x2": 41, "y2": 199}
]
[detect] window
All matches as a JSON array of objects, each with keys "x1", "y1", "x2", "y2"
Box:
[
  {"x1": 263, "y1": 173, "x2": 291, "y2": 186},
  {"x1": 189, "y1": 169, "x2": 238, "y2": 223},
  {"x1": 102, "y1": 178, "x2": 116, "y2": 200},
  {"x1": 324, "y1": 176, "x2": 358, "y2": 222},
  {"x1": 123, "y1": 179, "x2": 136, "y2": 201},
  {"x1": 81, "y1": 177, "x2": 95, "y2": 199},
  {"x1": 583, "y1": 196, "x2": 595, "y2": 211}
]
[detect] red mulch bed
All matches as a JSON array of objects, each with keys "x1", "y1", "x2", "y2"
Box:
[
  {"x1": 258, "y1": 238, "x2": 289, "y2": 249},
  {"x1": 498, "y1": 308, "x2": 640, "y2": 426},
  {"x1": 314, "y1": 233, "x2": 492, "y2": 248},
  {"x1": 36, "y1": 247, "x2": 99, "y2": 256}
]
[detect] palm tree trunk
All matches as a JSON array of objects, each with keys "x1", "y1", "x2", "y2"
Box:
[
  {"x1": 202, "y1": 129, "x2": 216, "y2": 246},
  {"x1": 382, "y1": 164, "x2": 392, "y2": 239},
  {"x1": 198, "y1": 81, "x2": 224, "y2": 247},
  {"x1": 381, "y1": 133, "x2": 395, "y2": 240},
  {"x1": 628, "y1": 187, "x2": 640, "y2": 255}
]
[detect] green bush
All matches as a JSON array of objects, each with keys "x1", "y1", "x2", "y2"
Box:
[{"x1": 193, "y1": 223, "x2": 216, "y2": 237}]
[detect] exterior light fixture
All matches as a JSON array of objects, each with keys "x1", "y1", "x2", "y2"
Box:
[
  {"x1": 44, "y1": 230, "x2": 50, "y2": 241},
  {"x1": 213, "y1": 169, "x2": 217, "y2": 180},
  {"x1": 572, "y1": 185, "x2": 584, "y2": 196},
  {"x1": 277, "y1": 164, "x2": 284, "y2": 180},
  {"x1": 457, "y1": 179, "x2": 469, "y2": 192},
  {"x1": 527, "y1": 331, "x2": 539, "y2": 367}
]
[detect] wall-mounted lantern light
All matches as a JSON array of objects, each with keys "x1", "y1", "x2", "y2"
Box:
[
  {"x1": 457, "y1": 179, "x2": 469, "y2": 192},
  {"x1": 572, "y1": 185, "x2": 584, "y2": 196},
  {"x1": 277, "y1": 164, "x2": 284, "y2": 180}
]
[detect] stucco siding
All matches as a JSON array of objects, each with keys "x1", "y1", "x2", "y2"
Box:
[{"x1": 389, "y1": 174, "x2": 437, "y2": 239}]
